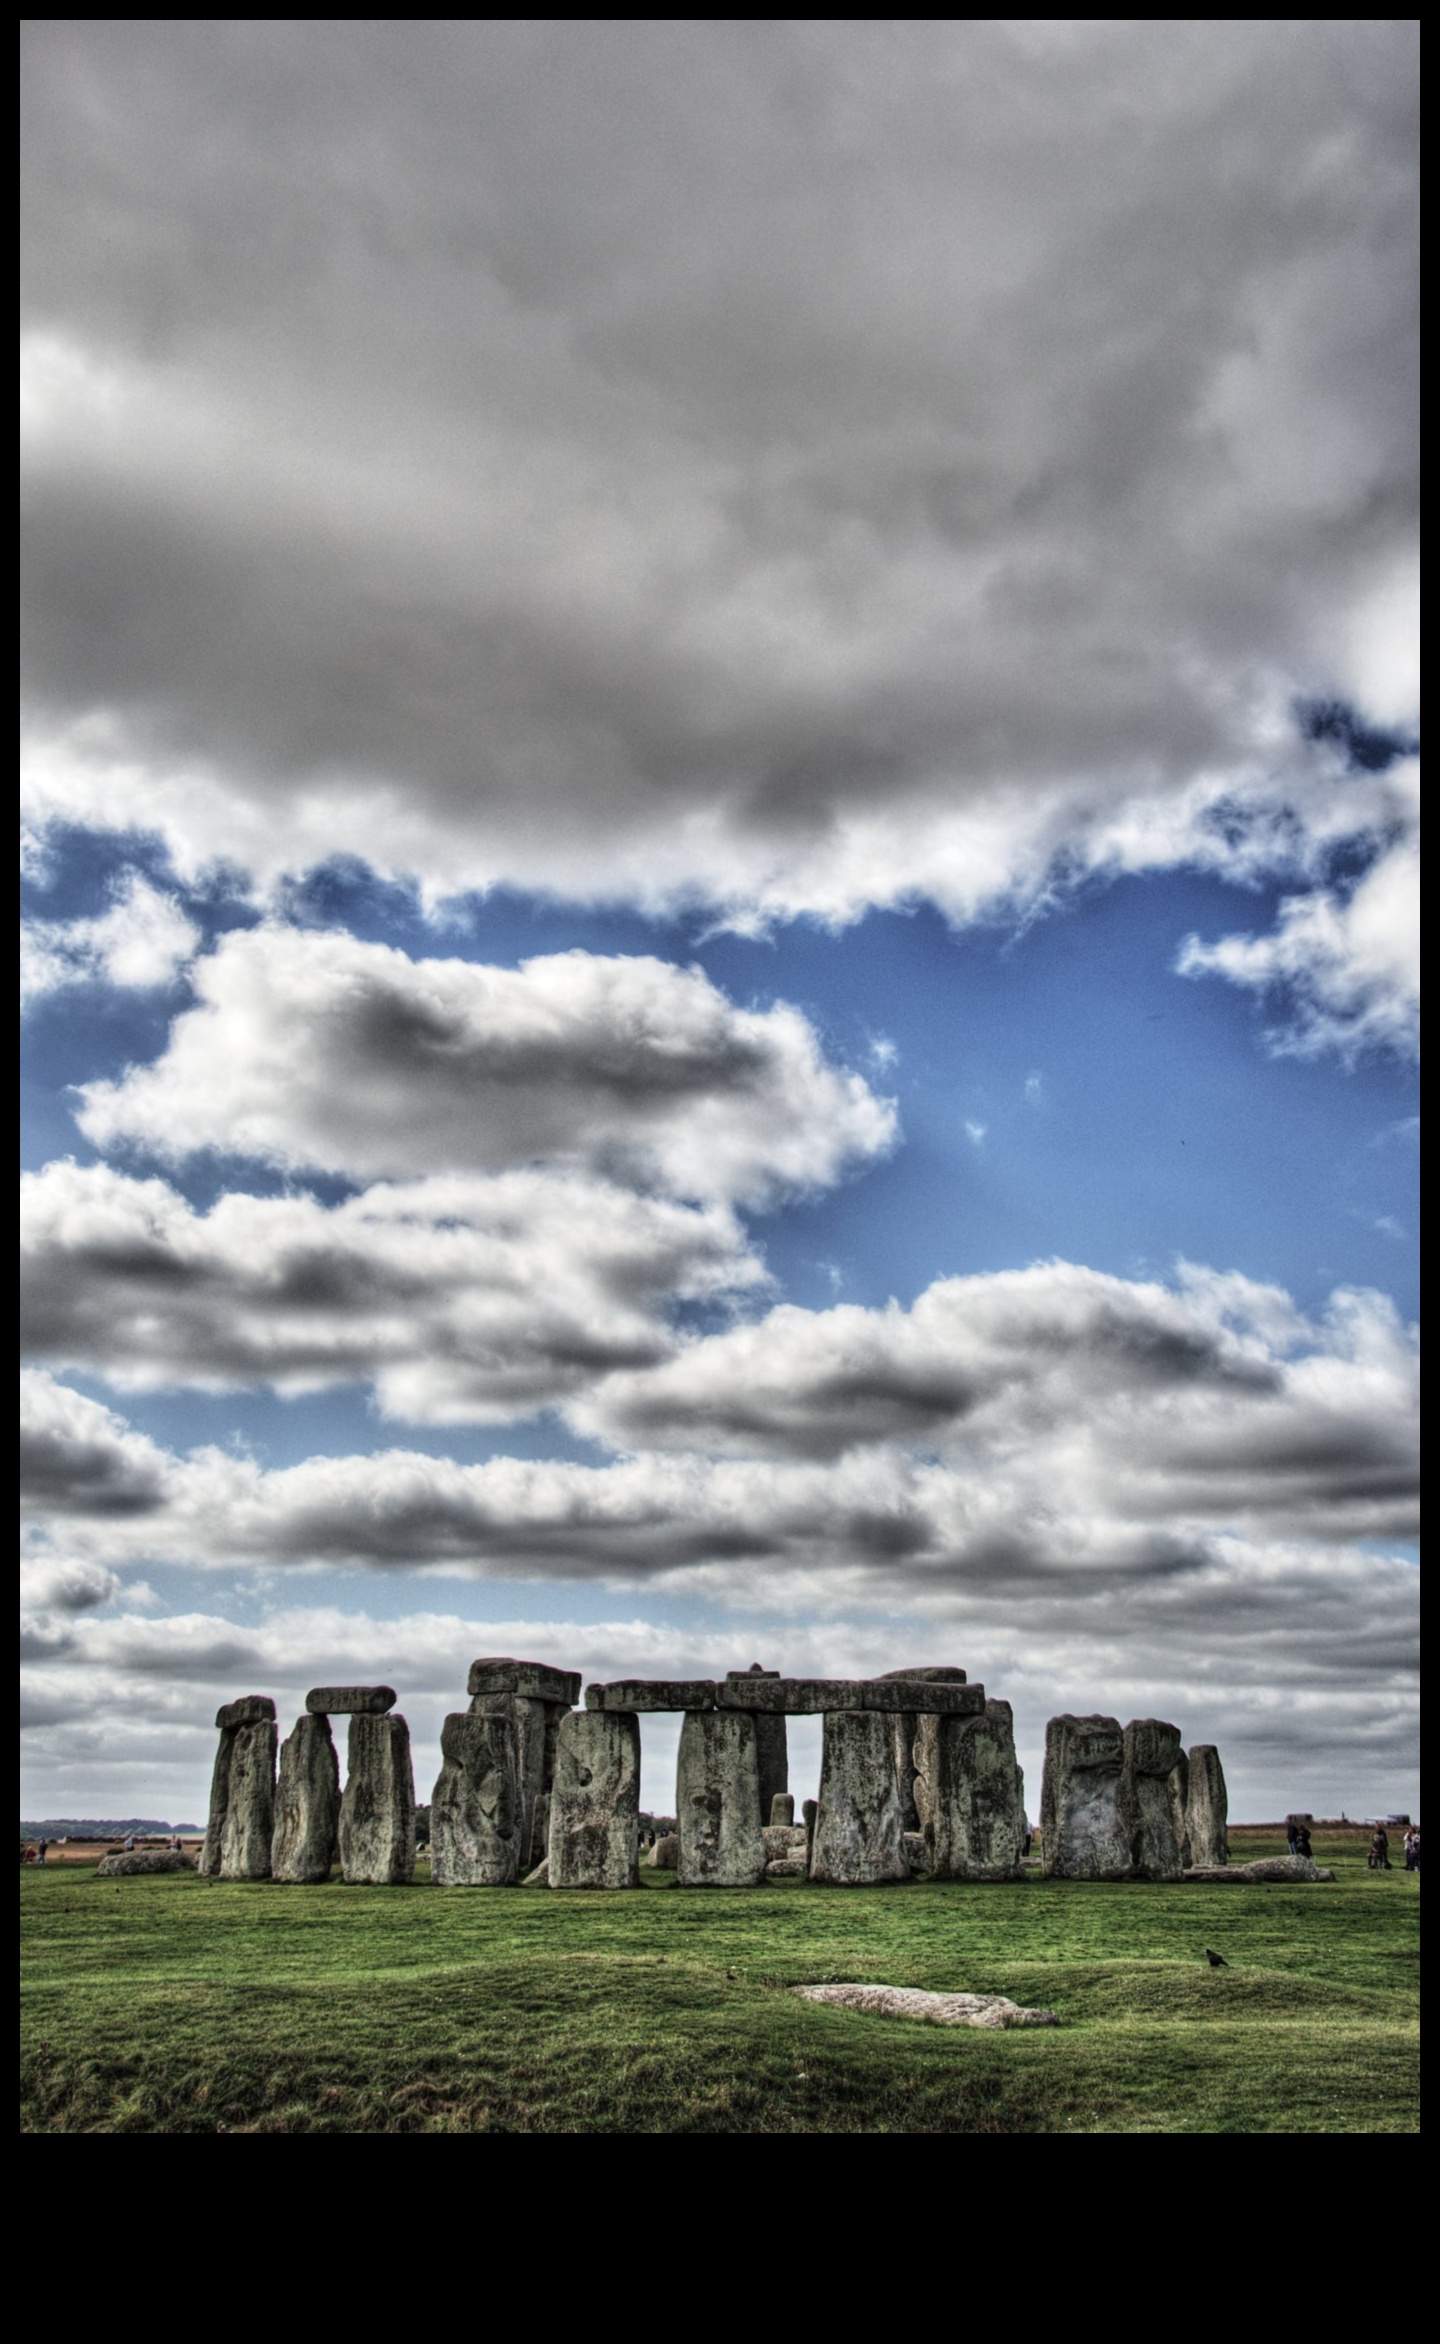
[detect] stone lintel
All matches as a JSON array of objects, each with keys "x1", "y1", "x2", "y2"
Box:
[
  {"x1": 585, "y1": 1679, "x2": 716, "y2": 1712},
  {"x1": 862, "y1": 1679, "x2": 984, "y2": 1715},
  {"x1": 877, "y1": 1665, "x2": 968, "y2": 1683},
  {"x1": 215, "y1": 1694, "x2": 276, "y2": 1730},
  {"x1": 467, "y1": 1658, "x2": 582, "y2": 1704},
  {"x1": 305, "y1": 1685, "x2": 396, "y2": 1715},
  {"x1": 715, "y1": 1678, "x2": 864, "y2": 1714}
]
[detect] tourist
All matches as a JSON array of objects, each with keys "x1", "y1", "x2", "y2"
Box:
[
  {"x1": 1286, "y1": 1820, "x2": 1300, "y2": 1856},
  {"x1": 37, "y1": 1838, "x2": 49, "y2": 1865},
  {"x1": 1370, "y1": 1825, "x2": 1391, "y2": 1870},
  {"x1": 1295, "y1": 1824, "x2": 1313, "y2": 1863},
  {"x1": 1403, "y1": 1827, "x2": 1420, "y2": 1872}
]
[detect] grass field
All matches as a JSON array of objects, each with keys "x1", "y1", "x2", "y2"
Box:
[{"x1": 20, "y1": 1831, "x2": 1418, "y2": 2132}]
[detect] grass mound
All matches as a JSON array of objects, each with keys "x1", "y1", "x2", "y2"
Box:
[{"x1": 21, "y1": 1834, "x2": 1417, "y2": 2132}]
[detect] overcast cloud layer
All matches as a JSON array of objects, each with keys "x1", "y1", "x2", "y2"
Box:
[{"x1": 23, "y1": 27, "x2": 1418, "y2": 957}]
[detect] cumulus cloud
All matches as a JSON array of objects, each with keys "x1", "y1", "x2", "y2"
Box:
[
  {"x1": 20, "y1": 1368, "x2": 171, "y2": 1516},
  {"x1": 20, "y1": 870, "x2": 198, "y2": 1007},
  {"x1": 75, "y1": 926, "x2": 894, "y2": 1204},
  {"x1": 21, "y1": 23, "x2": 1418, "y2": 926},
  {"x1": 1177, "y1": 761, "x2": 1420, "y2": 1060},
  {"x1": 21, "y1": 1158, "x2": 764, "y2": 1419}
]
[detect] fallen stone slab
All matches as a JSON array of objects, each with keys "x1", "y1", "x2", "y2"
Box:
[
  {"x1": 765, "y1": 1857, "x2": 809, "y2": 1878},
  {"x1": 648, "y1": 1832, "x2": 679, "y2": 1869},
  {"x1": 861, "y1": 1679, "x2": 985, "y2": 1715},
  {"x1": 523, "y1": 1857, "x2": 550, "y2": 1885},
  {"x1": 96, "y1": 1848, "x2": 195, "y2": 1876},
  {"x1": 215, "y1": 1694, "x2": 276, "y2": 1730},
  {"x1": 1186, "y1": 1856, "x2": 1335, "y2": 1883},
  {"x1": 468, "y1": 1658, "x2": 581, "y2": 1705},
  {"x1": 585, "y1": 1679, "x2": 717, "y2": 1712},
  {"x1": 305, "y1": 1685, "x2": 395, "y2": 1715},
  {"x1": 794, "y1": 1983, "x2": 1058, "y2": 2029}
]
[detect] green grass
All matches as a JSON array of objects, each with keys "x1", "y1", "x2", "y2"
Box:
[{"x1": 20, "y1": 1835, "x2": 1418, "y2": 2132}]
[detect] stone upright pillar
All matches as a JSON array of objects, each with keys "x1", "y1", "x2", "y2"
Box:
[
  {"x1": 677, "y1": 1710, "x2": 767, "y2": 1886},
  {"x1": 878, "y1": 1668, "x2": 967, "y2": 1833},
  {"x1": 725, "y1": 1664, "x2": 787, "y2": 1829},
  {"x1": 1121, "y1": 1719, "x2": 1185, "y2": 1880},
  {"x1": 770, "y1": 1792, "x2": 795, "y2": 1827},
  {"x1": 810, "y1": 1712, "x2": 909, "y2": 1884},
  {"x1": 200, "y1": 1696, "x2": 277, "y2": 1879},
  {"x1": 548, "y1": 1710, "x2": 640, "y2": 1889},
  {"x1": 917, "y1": 1698, "x2": 1026, "y2": 1880},
  {"x1": 430, "y1": 1712, "x2": 520, "y2": 1884},
  {"x1": 468, "y1": 1660, "x2": 581, "y2": 1874},
  {"x1": 340, "y1": 1713, "x2": 416, "y2": 1884},
  {"x1": 272, "y1": 1712, "x2": 340, "y2": 1882},
  {"x1": 1040, "y1": 1715, "x2": 1130, "y2": 1878},
  {"x1": 1185, "y1": 1744, "x2": 1229, "y2": 1867},
  {"x1": 1167, "y1": 1745, "x2": 1191, "y2": 1870}
]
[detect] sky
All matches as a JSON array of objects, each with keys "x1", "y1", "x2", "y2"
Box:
[{"x1": 21, "y1": 21, "x2": 1418, "y2": 1827}]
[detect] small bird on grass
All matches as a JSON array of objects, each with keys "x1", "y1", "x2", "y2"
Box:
[{"x1": 1205, "y1": 1948, "x2": 1229, "y2": 1968}]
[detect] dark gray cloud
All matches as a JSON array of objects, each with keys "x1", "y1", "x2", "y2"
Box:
[
  {"x1": 75, "y1": 927, "x2": 894, "y2": 1202},
  {"x1": 20, "y1": 1368, "x2": 170, "y2": 1515},
  {"x1": 22, "y1": 23, "x2": 1418, "y2": 928},
  {"x1": 21, "y1": 1160, "x2": 765, "y2": 1419}
]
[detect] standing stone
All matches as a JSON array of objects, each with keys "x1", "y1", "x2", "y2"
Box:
[
  {"x1": 1167, "y1": 1746, "x2": 1191, "y2": 1870},
  {"x1": 199, "y1": 1726, "x2": 236, "y2": 1877},
  {"x1": 810, "y1": 1712, "x2": 909, "y2": 1885},
  {"x1": 726, "y1": 1665, "x2": 788, "y2": 1828},
  {"x1": 548, "y1": 1711, "x2": 640, "y2": 1889},
  {"x1": 469, "y1": 1690, "x2": 549, "y2": 1880},
  {"x1": 219, "y1": 1719, "x2": 277, "y2": 1878},
  {"x1": 430, "y1": 1712, "x2": 520, "y2": 1885},
  {"x1": 917, "y1": 1698, "x2": 1026, "y2": 1880},
  {"x1": 272, "y1": 1713, "x2": 340, "y2": 1882},
  {"x1": 878, "y1": 1669, "x2": 967, "y2": 1834},
  {"x1": 1041, "y1": 1715, "x2": 1131, "y2": 1879},
  {"x1": 339, "y1": 1713, "x2": 416, "y2": 1885},
  {"x1": 1121, "y1": 1719, "x2": 1185, "y2": 1880},
  {"x1": 770, "y1": 1792, "x2": 795, "y2": 1827},
  {"x1": 677, "y1": 1711, "x2": 766, "y2": 1886},
  {"x1": 802, "y1": 1798, "x2": 818, "y2": 1866},
  {"x1": 530, "y1": 1790, "x2": 552, "y2": 1871},
  {"x1": 1185, "y1": 1744, "x2": 1229, "y2": 1868}
]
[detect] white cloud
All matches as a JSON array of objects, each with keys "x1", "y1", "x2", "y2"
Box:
[
  {"x1": 21, "y1": 1158, "x2": 765, "y2": 1419},
  {"x1": 20, "y1": 871, "x2": 198, "y2": 1007},
  {"x1": 20, "y1": 24, "x2": 1417, "y2": 931},
  {"x1": 19, "y1": 1368, "x2": 171, "y2": 1516},
  {"x1": 1177, "y1": 759, "x2": 1419, "y2": 1060},
  {"x1": 964, "y1": 1120, "x2": 986, "y2": 1146},
  {"x1": 75, "y1": 926, "x2": 895, "y2": 1205}
]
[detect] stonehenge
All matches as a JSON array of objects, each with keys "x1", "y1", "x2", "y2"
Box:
[{"x1": 196, "y1": 1660, "x2": 1232, "y2": 1894}]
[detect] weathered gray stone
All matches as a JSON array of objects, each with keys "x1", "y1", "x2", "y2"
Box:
[
  {"x1": 523, "y1": 1856, "x2": 550, "y2": 1884},
  {"x1": 716, "y1": 1677, "x2": 863, "y2": 1714},
  {"x1": 878, "y1": 1666, "x2": 969, "y2": 1683},
  {"x1": 468, "y1": 1690, "x2": 551, "y2": 1877},
  {"x1": 209, "y1": 1720, "x2": 276, "y2": 1879},
  {"x1": 677, "y1": 1711, "x2": 767, "y2": 1886},
  {"x1": 199, "y1": 1726, "x2": 235, "y2": 1876},
  {"x1": 339, "y1": 1713, "x2": 416, "y2": 1884},
  {"x1": 1122, "y1": 1718, "x2": 1185, "y2": 1880},
  {"x1": 467, "y1": 1657, "x2": 581, "y2": 1705},
  {"x1": 272, "y1": 1712, "x2": 340, "y2": 1882},
  {"x1": 770, "y1": 1792, "x2": 796, "y2": 1827},
  {"x1": 810, "y1": 1712, "x2": 909, "y2": 1884},
  {"x1": 902, "y1": 1830, "x2": 932, "y2": 1874},
  {"x1": 548, "y1": 1710, "x2": 641, "y2": 1888},
  {"x1": 765, "y1": 1857, "x2": 808, "y2": 1878},
  {"x1": 763, "y1": 1823, "x2": 807, "y2": 1861},
  {"x1": 530, "y1": 1790, "x2": 552, "y2": 1872},
  {"x1": 585, "y1": 1679, "x2": 717, "y2": 1712},
  {"x1": 430, "y1": 1712, "x2": 520, "y2": 1884},
  {"x1": 794, "y1": 1983, "x2": 1058, "y2": 2029},
  {"x1": 1185, "y1": 1744, "x2": 1229, "y2": 1867},
  {"x1": 862, "y1": 1678, "x2": 985, "y2": 1715},
  {"x1": 1041, "y1": 1715, "x2": 1130, "y2": 1879},
  {"x1": 879, "y1": 1673, "x2": 966, "y2": 1832},
  {"x1": 1167, "y1": 1748, "x2": 1191, "y2": 1870},
  {"x1": 727, "y1": 1666, "x2": 789, "y2": 1825},
  {"x1": 917, "y1": 1698, "x2": 1027, "y2": 1880},
  {"x1": 648, "y1": 1831, "x2": 679, "y2": 1869},
  {"x1": 1186, "y1": 1855, "x2": 1333, "y2": 1883},
  {"x1": 96, "y1": 1848, "x2": 195, "y2": 1876},
  {"x1": 304, "y1": 1685, "x2": 395, "y2": 1715},
  {"x1": 215, "y1": 1694, "x2": 275, "y2": 1730}
]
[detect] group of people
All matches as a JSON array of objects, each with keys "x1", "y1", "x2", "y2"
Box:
[{"x1": 1364, "y1": 1823, "x2": 1420, "y2": 1871}]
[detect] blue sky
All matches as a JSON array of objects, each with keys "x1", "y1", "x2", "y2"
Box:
[{"x1": 21, "y1": 22, "x2": 1418, "y2": 1825}]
